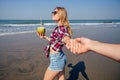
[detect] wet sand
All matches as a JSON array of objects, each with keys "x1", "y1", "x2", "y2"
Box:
[{"x1": 0, "y1": 27, "x2": 120, "y2": 80}]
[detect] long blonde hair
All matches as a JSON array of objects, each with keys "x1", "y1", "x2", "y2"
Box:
[{"x1": 55, "y1": 7, "x2": 72, "y2": 36}]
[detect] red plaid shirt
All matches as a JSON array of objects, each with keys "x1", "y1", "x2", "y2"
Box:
[{"x1": 44, "y1": 25, "x2": 69, "y2": 58}]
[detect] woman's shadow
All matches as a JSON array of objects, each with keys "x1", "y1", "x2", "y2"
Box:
[{"x1": 67, "y1": 61, "x2": 89, "y2": 80}]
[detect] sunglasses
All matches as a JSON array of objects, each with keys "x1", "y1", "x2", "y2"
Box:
[{"x1": 52, "y1": 11, "x2": 58, "y2": 15}]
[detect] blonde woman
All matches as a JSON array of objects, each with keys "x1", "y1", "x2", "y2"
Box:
[{"x1": 37, "y1": 7, "x2": 72, "y2": 80}]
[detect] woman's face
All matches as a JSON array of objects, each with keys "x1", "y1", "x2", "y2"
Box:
[{"x1": 52, "y1": 9, "x2": 60, "y2": 21}]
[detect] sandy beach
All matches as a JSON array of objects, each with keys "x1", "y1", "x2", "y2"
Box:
[{"x1": 0, "y1": 27, "x2": 120, "y2": 80}]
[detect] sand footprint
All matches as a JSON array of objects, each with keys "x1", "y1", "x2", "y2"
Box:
[{"x1": 16, "y1": 62, "x2": 35, "y2": 75}]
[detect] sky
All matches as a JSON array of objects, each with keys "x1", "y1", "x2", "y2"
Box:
[{"x1": 0, "y1": 0, "x2": 120, "y2": 20}]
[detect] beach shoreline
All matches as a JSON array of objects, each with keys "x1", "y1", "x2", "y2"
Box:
[{"x1": 0, "y1": 27, "x2": 120, "y2": 80}]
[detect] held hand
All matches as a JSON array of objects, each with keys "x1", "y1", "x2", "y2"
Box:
[
  {"x1": 66, "y1": 39, "x2": 81, "y2": 54},
  {"x1": 75, "y1": 37, "x2": 89, "y2": 54},
  {"x1": 66, "y1": 37, "x2": 90, "y2": 54}
]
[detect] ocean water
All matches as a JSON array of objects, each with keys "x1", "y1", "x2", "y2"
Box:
[{"x1": 0, "y1": 20, "x2": 120, "y2": 36}]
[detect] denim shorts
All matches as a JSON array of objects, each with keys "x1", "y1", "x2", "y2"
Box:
[{"x1": 48, "y1": 51, "x2": 67, "y2": 71}]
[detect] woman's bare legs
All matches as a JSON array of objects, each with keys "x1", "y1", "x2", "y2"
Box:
[
  {"x1": 57, "y1": 68, "x2": 65, "y2": 80},
  {"x1": 44, "y1": 68, "x2": 65, "y2": 80}
]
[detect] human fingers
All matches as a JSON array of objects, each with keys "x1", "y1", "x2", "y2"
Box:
[
  {"x1": 73, "y1": 40, "x2": 78, "y2": 53},
  {"x1": 66, "y1": 39, "x2": 71, "y2": 49},
  {"x1": 72, "y1": 38, "x2": 85, "y2": 54},
  {"x1": 37, "y1": 33, "x2": 43, "y2": 39},
  {"x1": 75, "y1": 38, "x2": 82, "y2": 43},
  {"x1": 71, "y1": 39, "x2": 78, "y2": 53},
  {"x1": 68, "y1": 39, "x2": 75, "y2": 52},
  {"x1": 67, "y1": 39, "x2": 80, "y2": 54},
  {"x1": 36, "y1": 32, "x2": 40, "y2": 37},
  {"x1": 74, "y1": 42, "x2": 81, "y2": 54}
]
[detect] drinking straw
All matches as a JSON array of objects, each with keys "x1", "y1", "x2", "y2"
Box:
[{"x1": 40, "y1": 17, "x2": 43, "y2": 25}]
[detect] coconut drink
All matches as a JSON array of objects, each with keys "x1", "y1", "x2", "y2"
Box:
[
  {"x1": 36, "y1": 26, "x2": 45, "y2": 35},
  {"x1": 36, "y1": 18, "x2": 45, "y2": 35}
]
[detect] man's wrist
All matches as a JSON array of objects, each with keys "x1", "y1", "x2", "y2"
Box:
[{"x1": 89, "y1": 39, "x2": 99, "y2": 51}]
